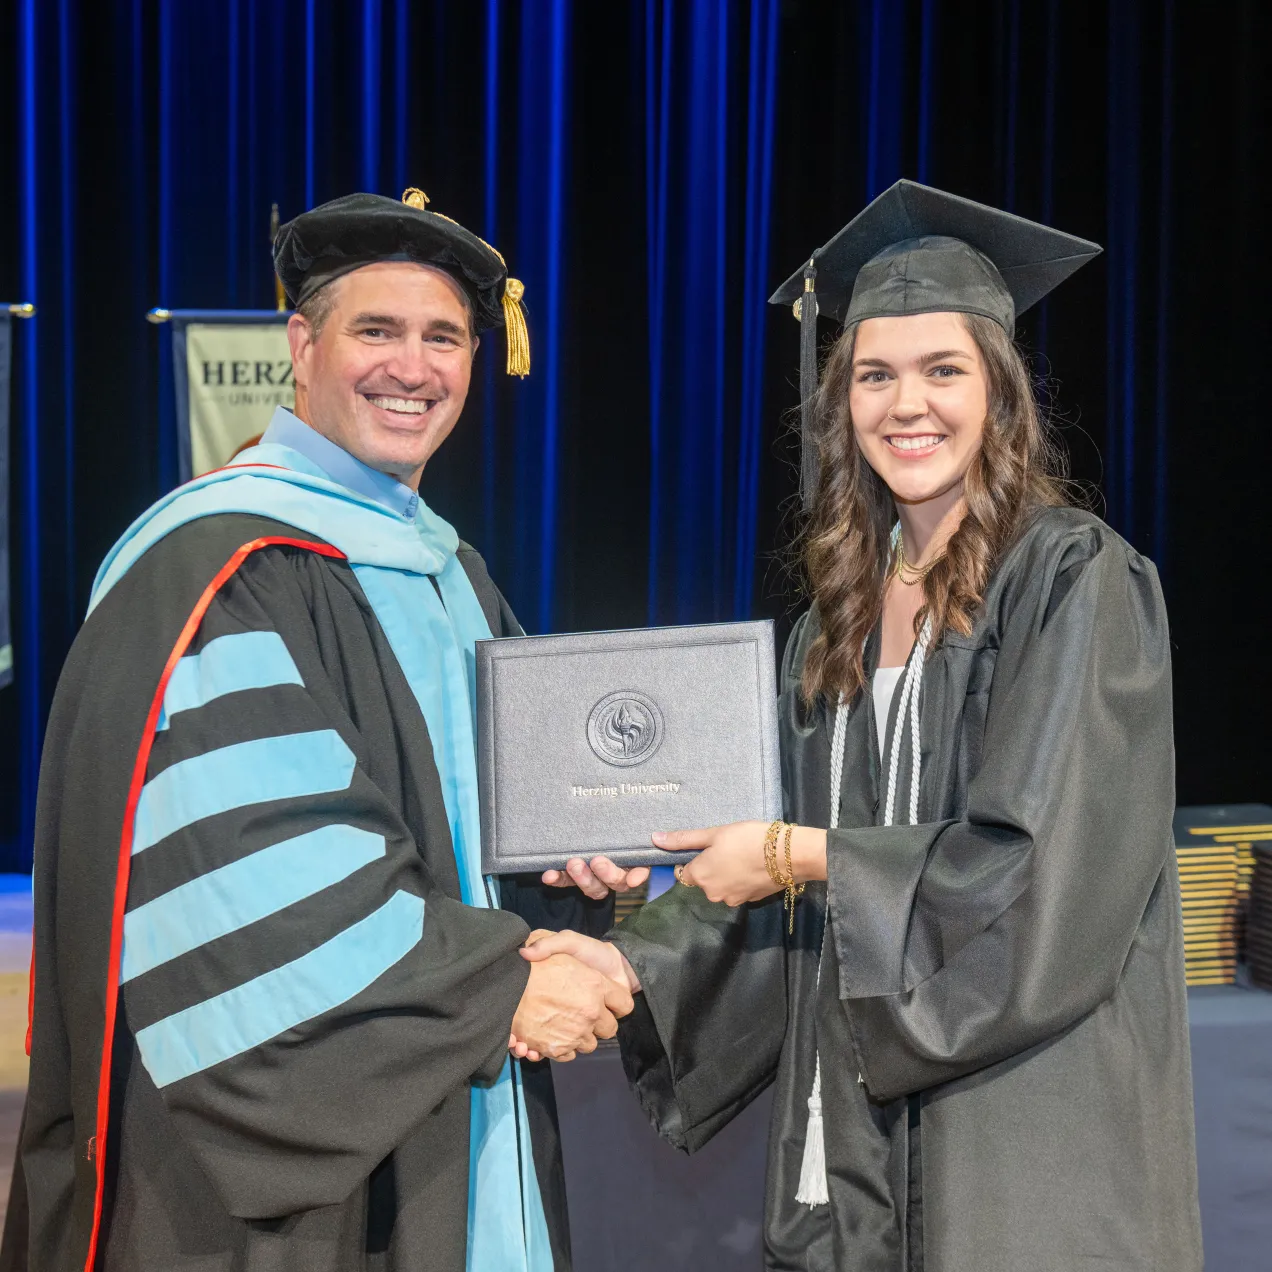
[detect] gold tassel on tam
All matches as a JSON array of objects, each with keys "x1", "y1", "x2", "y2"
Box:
[
  {"x1": 400, "y1": 185, "x2": 529, "y2": 377},
  {"x1": 502, "y1": 278, "x2": 531, "y2": 377}
]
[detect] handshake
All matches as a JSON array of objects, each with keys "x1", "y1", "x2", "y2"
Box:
[{"x1": 508, "y1": 930, "x2": 643, "y2": 1062}]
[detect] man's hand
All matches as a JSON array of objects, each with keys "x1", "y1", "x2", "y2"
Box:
[
  {"x1": 510, "y1": 931, "x2": 641, "y2": 1061},
  {"x1": 509, "y1": 951, "x2": 635, "y2": 1063},
  {"x1": 520, "y1": 929, "x2": 640, "y2": 993},
  {"x1": 540, "y1": 856, "x2": 650, "y2": 901}
]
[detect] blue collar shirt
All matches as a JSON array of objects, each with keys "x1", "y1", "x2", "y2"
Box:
[{"x1": 260, "y1": 407, "x2": 421, "y2": 523}]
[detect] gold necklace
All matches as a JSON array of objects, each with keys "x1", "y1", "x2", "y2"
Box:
[{"x1": 893, "y1": 538, "x2": 943, "y2": 585}]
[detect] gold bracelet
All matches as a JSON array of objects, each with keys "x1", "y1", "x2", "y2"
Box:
[
  {"x1": 763, "y1": 820, "x2": 786, "y2": 890},
  {"x1": 781, "y1": 822, "x2": 806, "y2": 934}
]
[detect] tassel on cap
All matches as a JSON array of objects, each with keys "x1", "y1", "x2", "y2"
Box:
[
  {"x1": 400, "y1": 187, "x2": 529, "y2": 378},
  {"x1": 502, "y1": 277, "x2": 531, "y2": 378},
  {"x1": 797, "y1": 257, "x2": 819, "y2": 510}
]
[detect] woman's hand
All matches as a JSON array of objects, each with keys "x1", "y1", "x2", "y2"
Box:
[
  {"x1": 653, "y1": 821, "x2": 828, "y2": 906},
  {"x1": 652, "y1": 821, "x2": 776, "y2": 906},
  {"x1": 541, "y1": 857, "x2": 651, "y2": 900}
]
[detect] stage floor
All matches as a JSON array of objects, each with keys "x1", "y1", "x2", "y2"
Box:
[{"x1": 0, "y1": 876, "x2": 32, "y2": 1230}]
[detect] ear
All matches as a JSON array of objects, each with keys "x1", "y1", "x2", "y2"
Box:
[{"x1": 286, "y1": 312, "x2": 315, "y2": 391}]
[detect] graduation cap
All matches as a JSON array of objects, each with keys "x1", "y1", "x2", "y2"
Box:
[
  {"x1": 769, "y1": 180, "x2": 1101, "y2": 503},
  {"x1": 273, "y1": 188, "x2": 530, "y2": 377}
]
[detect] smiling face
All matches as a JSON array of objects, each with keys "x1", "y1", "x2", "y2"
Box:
[
  {"x1": 848, "y1": 311, "x2": 988, "y2": 511},
  {"x1": 287, "y1": 260, "x2": 478, "y2": 489}
]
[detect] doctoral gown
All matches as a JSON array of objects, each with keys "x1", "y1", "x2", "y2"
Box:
[
  {"x1": 612, "y1": 507, "x2": 1202, "y2": 1272},
  {"x1": 2, "y1": 503, "x2": 608, "y2": 1272}
]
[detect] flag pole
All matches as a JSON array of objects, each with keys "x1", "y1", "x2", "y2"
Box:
[{"x1": 270, "y1": 203, "x2": 287, "y2": 312}]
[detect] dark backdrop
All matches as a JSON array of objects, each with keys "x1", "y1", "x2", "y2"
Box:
[{"x1": 1, "y1": 0, "x2": 1268, "y2": 870}]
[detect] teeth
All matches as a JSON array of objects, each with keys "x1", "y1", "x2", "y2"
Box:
[
  {"x1": 367, "y1": 396, "x2": 433, "y2": 414},
  {"x1": 890, "y1": 435, "x2": 944, "y2": 451}
]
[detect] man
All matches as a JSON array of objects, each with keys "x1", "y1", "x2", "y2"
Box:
[{"x1": 2, "y1": 190, "x2": 645, "y2": 1271}]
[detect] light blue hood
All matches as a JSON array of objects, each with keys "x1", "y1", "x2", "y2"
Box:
[{"x1": 90, "y1": 440, "x2": 459, "y2": 613}]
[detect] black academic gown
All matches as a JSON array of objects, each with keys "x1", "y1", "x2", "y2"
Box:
[
  {"x1": 1, "y1": 512, "x2": 609, "y2": 1272},
  {"x1": 612, "y1": 507, "x2": 1202, "y2": 1272}
]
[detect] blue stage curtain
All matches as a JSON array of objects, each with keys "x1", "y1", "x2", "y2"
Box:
[{"x1": 643, "y1": 0, "x2": 780, "y2": 625}]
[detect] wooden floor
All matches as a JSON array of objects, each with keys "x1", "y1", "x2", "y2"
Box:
[
  {"x1": 0, "y1": 972, "x2": 29, "y2": 1232},
  {"x1": 0, "y1": 879, "x2": 33, "y2": 1235}
]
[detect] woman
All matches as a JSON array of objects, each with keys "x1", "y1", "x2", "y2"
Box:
[{"x1": 524, "y1": 182, "x2": 1202, "y2": 1271}]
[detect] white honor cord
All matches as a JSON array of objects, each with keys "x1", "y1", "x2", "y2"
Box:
[{"x1": 794, "y1": 617, "x2": 932, "y2": 1209}]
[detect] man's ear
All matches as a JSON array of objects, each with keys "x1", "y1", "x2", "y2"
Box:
[{"x1": 286, "y1": 312, "x2": 315, "y2": 391}]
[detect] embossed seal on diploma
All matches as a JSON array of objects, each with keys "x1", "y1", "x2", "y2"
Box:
[{"x1": 586, "y1": 690, "x2": 664, "y2": 767}]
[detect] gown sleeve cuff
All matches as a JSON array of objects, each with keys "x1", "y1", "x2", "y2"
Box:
[
  {"x1": 825, "y1": 821, "x2": 952, "y2": 999},
  {"x1": 611, "y1": 908, "x2": 784, "y2": 1155},
  {"x1": 472, "y1": 921, "x2": 534, "y2": 1084}
]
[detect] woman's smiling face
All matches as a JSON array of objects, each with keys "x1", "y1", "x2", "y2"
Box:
[{"x1": 848, "y1": 311, "x2": 988, "y2": 507}]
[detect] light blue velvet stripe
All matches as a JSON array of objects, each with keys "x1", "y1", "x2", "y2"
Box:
[
  {"x1": 131, "y1": 729, "x2": 356, "y2": 855},
  {"x1": 352, "y1": 561, "x2": 489, "y2": 907},
  {"x1": 121, "y1": 824, "x2": 386, "y2": 983},
  {"x1": 352, "y1": 561, "x2": 551, "y2": 1272},
  {"x1": 135, "y1": 888, "x2": 425, "y2": 1089},
  {"x1": 156, "y1": 631, "x2": 303, "y2": 731}
]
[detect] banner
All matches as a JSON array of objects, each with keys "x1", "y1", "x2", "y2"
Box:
[
  {"x1": 0, "y1": 312, "x2": 12, "y2": 689},
  {"x1": 166, "y1": 311, "x2": 292, "y2": 482}
]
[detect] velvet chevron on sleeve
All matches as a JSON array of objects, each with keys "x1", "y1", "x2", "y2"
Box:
[{"x1": 120, "y1": 546, "x2": 530, "y2": 1220}]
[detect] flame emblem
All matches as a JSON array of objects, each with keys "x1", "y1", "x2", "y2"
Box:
[
  {"x1": 587, "y1": 691, "x2": 664, "y2": 767},
  {"x1": 605, "y1": 703, "x2": 646, "y2": 757}
]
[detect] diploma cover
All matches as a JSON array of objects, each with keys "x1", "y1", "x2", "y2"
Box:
[{"x1": 476, "y1": 621, "x2": 782, "y2": 873}]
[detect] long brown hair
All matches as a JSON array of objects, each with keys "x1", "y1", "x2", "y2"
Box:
[{"x1": 800, "y1": 312, "x2": 1069, "y2": 705}]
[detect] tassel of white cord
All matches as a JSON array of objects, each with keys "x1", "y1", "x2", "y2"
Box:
[
  {"x1": 794, "y1": 693, "x2": 846, "y2": 1207},
  {"x1": 794, "y1": 1057, "x2": 828, "y2": 1204},
  {"x1": 795, "y1": 617, "x2": 931, "y2": 1208}
]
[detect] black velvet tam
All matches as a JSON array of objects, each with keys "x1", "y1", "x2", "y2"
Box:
[
  {"x1": 273, "y1": 191, "x2": 508, "y2": 330},
  {"x1": 769, "y1": 179, "x2": 1101, "y2": 334}
]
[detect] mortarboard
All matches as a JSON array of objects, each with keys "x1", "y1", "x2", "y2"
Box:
[
  {"x1": 769, "y1": 180, "x2": 1101, "y2": 502},
  {"x1": 273, "y1": 188, "x2": 531, "y2": 377}
]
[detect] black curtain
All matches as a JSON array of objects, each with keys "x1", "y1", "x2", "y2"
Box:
[{"x1": 2, "y1": 0, "x2": 1269, "y2": 870}]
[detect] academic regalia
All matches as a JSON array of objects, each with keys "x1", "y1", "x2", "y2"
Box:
[
  {"x1": 2, "y1": 193, "x2": 588, "y2": 1272},
  {"x1": 611, "y1": 185, "x2": 1201, "y2": 1272}
]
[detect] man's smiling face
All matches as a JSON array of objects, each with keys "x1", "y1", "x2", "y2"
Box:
[{"x1": 287, "y1": 260, "x2": 478, "y2": 489}]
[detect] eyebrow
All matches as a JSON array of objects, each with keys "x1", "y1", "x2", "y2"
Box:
[
  {"x1": 425, "y1": 318, "x2": 469, "y2": 337},
  {"x1": 348, "y1": 312, "x2": 402, "y2": 328},
  {"x1": 853, "y1": 348, "x2": 975, "y2": 370},
  {"x1": 347, "y1": 312, "x2": 469, "y2": 338}
]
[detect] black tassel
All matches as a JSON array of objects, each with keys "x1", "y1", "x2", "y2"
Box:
[{"x1": 798, "y1": 257, "x2": 819, "y2": 510}]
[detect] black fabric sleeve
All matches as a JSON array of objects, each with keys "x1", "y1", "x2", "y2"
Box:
[
  {"x1": 827, "y1": 531, "x2": 1176, "y2": 1100},
  {"x1": 610, "y1": 886, "x2": 788, "y2": 1154},
  {"x1": 120, "y1": 548, "x2": 531, "y2": 1220}
]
